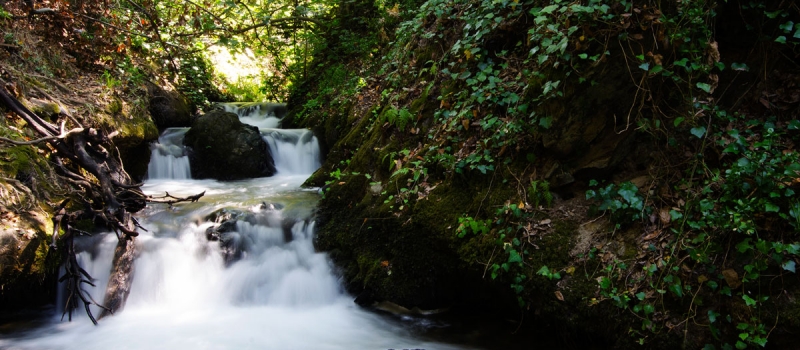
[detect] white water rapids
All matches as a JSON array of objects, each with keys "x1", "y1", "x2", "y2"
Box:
[{"x1": 0, "y1": 103, "x2": 469, "y2": 350}]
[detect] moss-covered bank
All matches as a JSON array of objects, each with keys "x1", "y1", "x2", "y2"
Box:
[{"x1": 288, "y1": 0, "x2": 800, "y2": 348}]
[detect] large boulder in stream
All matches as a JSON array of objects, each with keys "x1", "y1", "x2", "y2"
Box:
[{"x1": 184, "y1": 110, "x2": 276, "y2": 180}]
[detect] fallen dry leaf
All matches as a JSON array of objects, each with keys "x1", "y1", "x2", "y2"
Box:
[{"x1": 722, "y1": 269, "x2": 741, "y2": 289}]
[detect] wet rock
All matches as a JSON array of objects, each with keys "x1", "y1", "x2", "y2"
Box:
[
  {"x1": 203, "y1": 208, "x2": 252, "y2": 264},
  {"x1": 147, "y1": 83, "x2": 192, "y2": 130},
  {"x1": 184, "y1": 110, "x2": 276, "y2": 180}
]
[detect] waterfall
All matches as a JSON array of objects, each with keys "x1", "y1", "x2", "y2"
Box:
[
  {"x1": 147, "y1": 103, "x2": 320, "y2": 179},
  {"x1": 147, "y1": 128, "x2": 191, "y2": 180},
  {"x1": 0, "y1": 102, "x2": 470, "y2": 350},
  {"x1": 222, "y1": 102, "x2": 285, "y2": 129},
  {"x1": 262, "y1": 129, "x2": 321, "y2": 175}
]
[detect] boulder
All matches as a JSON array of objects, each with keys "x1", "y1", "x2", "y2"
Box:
[
  {"x1": 184, "y1": 110, "x2": 276, "y2": 180},
  {"x1": 147, "y1": 83, "x2": 192, "y2": 130}
]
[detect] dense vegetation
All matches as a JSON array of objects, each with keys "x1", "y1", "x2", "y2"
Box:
[
  {"x1": 285, "y1": 0, "x2": 800, "y2": 349},
  {"x1": 2, "y1": 0, "x2": 799, "y2": 348}
]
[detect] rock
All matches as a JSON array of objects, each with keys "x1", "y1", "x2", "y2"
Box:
[
  {"x1": 0, "y1": 202, "x2": 56, "y2": 313},
  {"x1": 204, "y1": 208, "x2": 251, "y2": 264},
  {"x1": 184, "y1": 110, "x2": 276, "y2": 180},
  {"x1": 147, "y1": 83, "x2": 192, "y2": 130},
  {"x1": 25, "y1": 98, "x2": 62, "y2": 122}
]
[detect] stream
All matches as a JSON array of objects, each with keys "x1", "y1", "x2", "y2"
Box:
[{"x1": 0, "y1": 103, "x2": 474, "y2": 350}]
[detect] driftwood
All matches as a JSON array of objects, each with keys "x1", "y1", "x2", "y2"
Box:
[{"x1": 0, "y1": 80, "x2": 203, "y2": 323}]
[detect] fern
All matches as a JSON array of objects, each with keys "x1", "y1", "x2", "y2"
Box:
[{"x1": 383, "y1": 107, "x2": 414, "y2": 131}]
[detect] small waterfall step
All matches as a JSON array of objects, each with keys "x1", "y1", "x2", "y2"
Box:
[
  {"x1": 147, "y1": 128, "x2": 190, "y2": 180},
  {"x1": 221, "y1": 102, "x2": 287, "y2": 129},
  {"x1": 147, "y1": 102, "x2": 321, "y2": 179}
]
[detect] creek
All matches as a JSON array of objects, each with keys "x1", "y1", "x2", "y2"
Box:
[{"x1": 0, "y1": 103, "x2": 474, "y2": 350}]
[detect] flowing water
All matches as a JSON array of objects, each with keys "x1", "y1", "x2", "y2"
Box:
[{"x1": 0, "y1": 103, "x2": 471, "y2": 350}]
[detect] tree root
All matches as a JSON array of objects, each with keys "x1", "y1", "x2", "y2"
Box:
[{"x1": 0, "y1": 79, "x2": 203, "y2": 323}]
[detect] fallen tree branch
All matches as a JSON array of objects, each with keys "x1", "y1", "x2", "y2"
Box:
[{"x1": 146, "y1": 191, "x2": 206, "y2": 205}]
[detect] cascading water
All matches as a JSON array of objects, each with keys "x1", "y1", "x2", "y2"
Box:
[
  {"x1": 147, "y1": 128, "x2": 191, "y2": 180},
  {"x1": 0, "y1": 103, "x2": 470, "y2": 350}
]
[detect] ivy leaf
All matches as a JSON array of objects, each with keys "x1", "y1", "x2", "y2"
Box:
[
  {"x1": 691, "y1": 126, "x2": 706, "y2": 138},
  {"x1": 674, "y1": 117, "x2": 685, "y2": 127},
  {"x1": 599, "y1": 277, "x2": 611, "y2": 289},
  {"x1": 636, "y1": 292, "x2": 646, "y2": 300},
  {"x1": 669, "y1": 282, "x2": 683, "y2": 298},
  {"x1": 742, "y1": 294, "x2": 757, "y2": 307},
  {"x1": 639, "y1": 62, "x2": 650, "y2": 71},
  {"x1": 643, "y1": 303, "x2": 655, "y2": 315},
  {"x1": 765, "y1": 202, "x2": 780, "y2": 212},
  {"x1": 708, "y1": 310, "x2": 719, "y2": 323},
  {"x1": 789, "y1": 120, "x2": 800, "y2": 130},
  {"x1": 783, "y1": 260, "x2": 796, "y2": 273},
  {"x1": 731, "y1": 62, "x2": 749, "y2": 71},
  {"x1": 775, "y1": 36, "x2": 787, "y2": 44},
  {"x1": 697, "y1": 82, "x2": 712, "y2": 93},
  {"x1": 540, "y1": 4, "x2": 559, "y2": 14},
  {"x1": 649, "y1": 65, "x2": 664, "y2": 75},
  {"x1": 538, "y1": 54, "x2": 549, "y2": 65},
  {"x1": 508, "y1": 249, "x2": 523, "y2": 264}
]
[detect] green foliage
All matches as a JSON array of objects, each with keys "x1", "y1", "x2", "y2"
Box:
[
  {"x1": 527, "y1": 180, "x2": 552, "y2": 208},
  {"x1": 586, "y1": 180, "x2": 649, "y2": 227},
  {"x1": 175, "y1": 53, "x2": 226, "y2": 108},
  {"x1": 456, "y1": 215, "x2": 490, "y2": 237},
  {"x1": 382, "y1": 107, "x2": 414, "y2": 131}
]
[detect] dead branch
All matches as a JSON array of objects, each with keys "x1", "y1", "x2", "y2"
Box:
[{"x1": 146, "y1": 191, "x2": 206, "y2": 205}]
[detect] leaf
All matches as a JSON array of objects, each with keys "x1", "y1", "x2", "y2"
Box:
[
  {"x1": 554, "y1": 290, "x2": 564, "y2": 301},
  {"x1": 697, "y1": 82, "x2": 712, "y2": 93},
  {"x1": 789, "y1": 120, "x2": 800, "y2": 130},
  {"x1": 731, "y1": 62, "x2": 749, "y2": 71},
  {"x1": 643, "y1": 303, "x2": 655, "y2": 315},
  {"x1": 508, "y1": 249, "x2": 523, "y2": 264},
  {"x1": 765, "y1": 202, "x2": 780, "y2": 212},
  {"x1": 691, "y1": 126, "x2": 706, "y2": 138},
  {"x1": 674, "y1": 117, "x2": 685, "y2": 127},
  {"x1": 783, "y1": 260, "x2": 796, "y2": 273},
  {"x1": 538, "y1": 54, "x2": 549, "y2": 65},
  {"x1": 639, "y1": 62, "x2": 650, "y2": 71},
  {"x1": 742, "y1": 294, "x2": 757, "y2": 307},
  {"x1": 775, "y1": 36, "x2": 787, "y2": 44},
  {"x1": 649, "y1": 65, "x2": 664, "y2": 75},
  {"x1": 669, "y1": 282, "x2": 683, "y2": 298},
  {"x1": 540, "y1": 4, "x2": 559, "y2": 14},
  {"x1": 599, "y1": 277, "x2": 611, "y2": 289},
  {"x1": 537, "y1": 265, "x2": 550, "y2": 275},
  {"x1": 708, "y1": 310, "x2": 719, "y2": 323},
  {"x1": 674, "y1": 58, "x2": 689, "y2": 67},
  {"x1": 636, "y1": 292, "x2": 646, "y2": 300}
]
